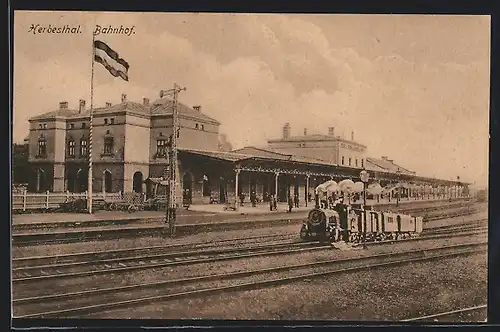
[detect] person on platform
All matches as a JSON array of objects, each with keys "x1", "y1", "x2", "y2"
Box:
[
  {"x1": 288, "y1": 195, "x2": 293, "y2": 212},
  {"x1": 250, "y1": 191, "x2": 257, "y2": 207},
  {"x1": 334, "y1": 198, "x2": 349, "y2": 242},
  {"x1": 269, "y1": 194, "x2": 274, "y2": 211},
  {"x1": 294, "y1": 193, "x2": 299, "y2": 208},
  {"x1": 273, "y1": 195, "x2": 277, "y2": 211}
]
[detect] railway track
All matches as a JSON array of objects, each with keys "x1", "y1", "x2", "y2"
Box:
[
  {"x1": 13, "y1": 241, "x2": 487, "y2": 319},
  {"x1": 12, "y1": 232, "x2": 299, "y2": 268},
  {"x1": 11, "y1": 202, "x2": 483, "y2": 246},
  {"x1": 13, "y1": 215, "x2": 486, "y2": 270},
  {"x1": 402, "y1": 305, "x2": 487, "y2": 322},
  {"x1": 12, "y1": 222, "x2": 488, "y2": 284}
]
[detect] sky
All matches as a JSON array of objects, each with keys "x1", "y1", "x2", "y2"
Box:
[{"x1": 12, "y1": 12, "x2": 490, "y2": 187}]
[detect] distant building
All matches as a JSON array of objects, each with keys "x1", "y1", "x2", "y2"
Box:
[{"x1": 267, "y1": 123, "x2": 367, "y2": 169}]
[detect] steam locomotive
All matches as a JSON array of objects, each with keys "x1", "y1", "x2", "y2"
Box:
[{"x1": 300, "y1": 204, "x2": 423, "y2": 243}]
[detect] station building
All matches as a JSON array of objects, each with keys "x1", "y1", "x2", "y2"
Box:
[{"x1": 25, "y1": 93, "x2": 467, "y2": 205}]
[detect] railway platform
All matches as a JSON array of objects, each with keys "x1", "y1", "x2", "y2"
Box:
[{"x1": 11, "y1": 197, "x2": 468, "y2": 233}]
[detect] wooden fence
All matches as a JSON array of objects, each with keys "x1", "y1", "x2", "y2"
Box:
[{"x1": 11, "y1": 191, "x2": 124, "y2": 212}]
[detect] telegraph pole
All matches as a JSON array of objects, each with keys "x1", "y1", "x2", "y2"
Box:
[{"x1": 160, "y1": 83, "x2": 186, "y2": 238}]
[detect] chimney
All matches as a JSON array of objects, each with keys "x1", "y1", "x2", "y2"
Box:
[
  {"x1": 143, "y1": 98, "x2": 150, "y2": 106},
  {"x1": 105, "y1": 102, "x2": 112, "y2": 107},
  {"x1": 59, "y1": 101, "x2": 68, "y2": 109},
  {"x1": 283, "y1": 123, "x2": 291, "y2": 139},
  {"x1": 79, "y1": 99, "x2": 86, "y2": 113},
  {"x1": 303, "y1": 128, "x2": 308, "y2": 136},
  {"x1": 328, "y1": 127, "x2": 335, "y2": 136},
  {"x1": 193, "y1": 105, "x2": 201, "y2": 112},
  {"x1": 121, "y1": 94, "x2": 127, "y2": 103},
  {"x1": 351, "y1": 131, "x2": 354, "y2": 141}
]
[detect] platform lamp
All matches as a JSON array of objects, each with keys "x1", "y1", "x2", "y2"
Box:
[{"x1": 360, "y1": 169, "x2": 369, "y2": 249}]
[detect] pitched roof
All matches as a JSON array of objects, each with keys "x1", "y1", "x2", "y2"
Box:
[
  {"x1": 150, "y1": 98, "x2": 220, "y2": 124},
  {"x1": 365, "y1": 159, "x2": 388, "y2": 172},
  {"x1": 268, "y1": 134, "x2": 367, "y2": 148},
  {"x1": 366, "y1": 157, "x2": 415, "y2": 175},
  {"x1": 92, "y1": 101, "x2": 150, "y2": 115},
  {"x1": 231, "y1": 146, "x2": 294, "y2": 159},
  {"x1": 179, "y1": 148, "x2": 254, "y2": 162},
  {"x1": 268, "y1": 134, "x2": 334, "y2": 142},
  {"x1": 182, "y1": 146, "x2": 336, "y2": 167},
  {"x1": 29, "y1": 107, "x2": 81, "y2": 120},
  {"x1": 29, "y1": 98, "x2": 221, "y2": 125}
]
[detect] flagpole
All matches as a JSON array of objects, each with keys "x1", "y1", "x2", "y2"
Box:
[{"x1": 87, "y1": 33, "x2": 95, "y2": 214}]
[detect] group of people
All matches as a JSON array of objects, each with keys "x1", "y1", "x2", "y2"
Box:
[
  {"x1": 239, "y1": 191, "x2": 309, "y2": 212},
  {"x1": 239, "y1": 191, "x2": 259, "y2": 207}
]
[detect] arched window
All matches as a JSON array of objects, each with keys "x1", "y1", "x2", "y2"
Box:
[
  {"x1": 103, "y1": 170, "x2": 112, "y2": 193},
  {"x1": 133, "y1": 172, "x2": 143, "y2": 193},
  {"x1": 104, "y1": 136, "x2": 114, "y2": 154},
  {"x1": 36, "y1": 168, "x2": 46, "y2": 192},
  {"x1": 348, "y1": 157, "x2": 352, "y2": 166},
  {"x1": 76, "y1": 168, "x2": 88, "y2": 193},
  {"x1": 341, "y1": 156, "x2": 344, "y2": 165},
  {"x1": 68, "y1": 137, "x2": 75, "y2": 157},
  {"x1": 37, "y1": 136, "x2": 47, "y2": 157},
  {"x1": 80, "y1": 137, "x2": 88, "y2": 157}
]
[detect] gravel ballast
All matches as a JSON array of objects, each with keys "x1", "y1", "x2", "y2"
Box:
[{"x1": 83, "y1": 251, "x2": 487, "y2": 321}]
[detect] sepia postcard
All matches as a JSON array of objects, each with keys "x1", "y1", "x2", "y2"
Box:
[{"x1": 11, "y1": 10, "x2": 490, "y2": 324}]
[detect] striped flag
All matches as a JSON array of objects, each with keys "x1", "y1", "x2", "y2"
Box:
[{"x1": 94, "y1": 40, "x2": 130, "y2": 81}]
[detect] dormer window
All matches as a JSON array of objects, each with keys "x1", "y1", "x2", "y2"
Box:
[
  {"x1": 201, "y1": 124, "x2": 204, "y2": 131},
  {"x1": 43, "y1": 124, "x2": 47, "y2": 129},
  {"x1": 110, "y1": 118, "x2": 115, "y2": 125},
  {"x1": 104, "y1": 118, "x2": 108, "y2": 125},
  {"x1": 195, "y1": 123, "x2": 199, "y2": 129},
  {"x1": 82, "y1": 123, "x2": 87, "y2": 129},
  {"x1": 70, "y1": 123, "x2": 74, "y2": 129}
]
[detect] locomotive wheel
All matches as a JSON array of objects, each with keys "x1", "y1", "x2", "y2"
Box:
[{"x1": 127, "y1": 204, "x2": 137, "y2": 213}]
